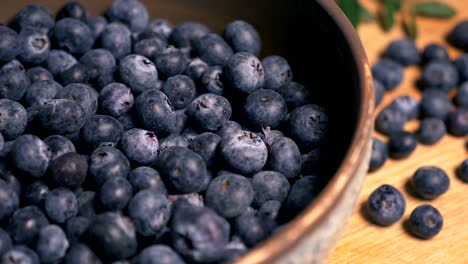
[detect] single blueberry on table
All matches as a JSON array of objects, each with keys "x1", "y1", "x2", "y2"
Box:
[
  {"x1": 224, "y1": 52, "x2": 264, "y2": 94},
  {"x1": 58, "y1": 63, "x2": 91, "y2": 85},
  {"x1": 57, "y1": 1, "x2": 87, "y2": 21},
  {"x1": 134, "y1": 36, "x2": 167, "y2": 59},
  {"x1": 0, "y1": 99, "x2": 28, "y2": 140},
  {"x1": 448, "y1": 20, "x2": 468, "y2": 52},
  {"x1": 277, "y1": 81, "x2": 312, "y2": 110},
  {"x1": 251, "y1": 171, "x2": 290, "y2": 208},
  {"x1": 43, "y1": 135, "x2": 76, "y2": 160},
  {"x1": 36, "y1": 225, "x2": 69, "y2": 263},
  {"x1": 388, "y1": 131, "x2": 417, "y2": 159},
  {"x1": 369, "y1": 137, "x2": 388, "y2": 173},
  {"x1": 184, "y1": 58, "x2": 209, "y2": 82},
  {"x1": 26, "y1": 66, "x2": 53, "y2": 82},
  {"x1": 24, "y1": 80, "x2": 62, "y2": 107},
  {"x1": 56, "y1": 83, "x2": 99, "y2": 117},
  {"x1": 193, "y1": 33, "x2": 233, "y2": 66},
  {"x1": 458, "y1": 159, "x2": 468, "y2": 183},
  {"x1": 372, "y1": 58, "x2": 404, "y2": 90},
  {"x1": 375, "y1": 106, "x2": 408, "y2": 136},
  {"x1": 0, "y1": 228, "x2": 12, "y2": 257},
  {"x1": 45, "y1": 187, "x2": 78, "y2": 223},
  {"x1": 268, "y1": 136, "x2": 302, "y2": 178},
  {"x1": 420, "y1": 89, "x2": 452, "y2": 119},
  {"x1": 446, "y1": 108, "x2": 468, "y2": 136},
  {"x1": 262, "y1": 55, "x2": 292, "y2": 91},
  {"x1": 281, "y1": 175, "x2": 323, "y2": 219},
  {"x1": 0, "y1": 180, "x2": 19, "y2": 222},
  {"x1": 0, "y1": 26, "x2": 20, "y2": 62},
  {"x1": 187, "y1": 93, "x2": 232, "y2": 131},
  {"x1": 0, "y1": 66, "x2": 31, "y2": 101},
  {"x1": 23, "y1": 181, "x2": 48, "y2": 207},
  {"x1": 120, "y1": 128, "x2": 159, "y2": 165},
  {"x1": 169, "y1": 22, "x2": 210, "y2": 49},
  {"x1": 244, "y1": 89, "x2": 288, "y2": 128},
  {"x1": 7, "y1": 205, "x2": 49, "y2": 245},
  {"x1": 89, "y1": 146, "x2": 131, "y2": 186},
  {"x1": 421, "y1": 43, "x2": 450, "y2": 64},
  {"x1": 202, "y1": 66, "x2": 225, "y2": 95},
  {"x1": 10, "y1": 134, "x2": 51, "y2": 178},
  {"x1": 223, "y1": 20, "x2": 261, "y2": 56},
  {"x1": 384, "y1": 38, "x2": 420, "y2": 66},
  {"x1": 409, "y1": 204, "x2": 443, "y2": 239},
  {"x1": 65, "y1": 216, "x2": 90, "y2": 245},
  {"x1": 288, "y1": 104, "x2": 329, "y2": 150},
  {"x1": 422, "y1": 61, "x2": 459, "y2": 92},
  {"x1": 454, "y1": 54, "x2": 468, "y2": 83},
  {"x1": 234, "y1": 209, "x2": 276, "y2": 248},
  {"x1": 79, "y1": 49, "x2": 116, "y2": 88},
  {"x1": 53, "y1": 18, "x2": 94, "y2": 55},
  {"x1": 100, "y1": 177, "x2": 133, "y2": 211},
  {"x1": 128, "y1": 166, "x2": 167, "y2": 194},
  {"x1": 455, "y1": 82, "x2": 468, "y2": 108},
  {"x1": 99, "y1": 83, "x2": 134, "y2": 117},
  {"x1": 412, "y1": 166, "x2": 450, "y2": 200},
  {"x1": 119, "y1": 54, "x2": 158, "y2": 93},
  {"x1": 188, "y1": 132, "x2": 221, "y2": 168},
  {"x1": 17, "y1": 27, "x2": 50, "y2": 65},
  {"x1": 390, "y1": 95, "x2": 419, "y2": 120},
  {"x1": 11, "y1": 4, "x2": 55, "y2": 32},
  {"x1": 107, "y1": 0, "x2": 149, "y2": 33},
  {"x1": 417, "y1": 118, "x2": 446, "y2": 145},
  {"x1": 367, "y1": 184, "x2": 406, "y2": 226},
  {"x1": 99, "y1": 22, "x2": 132, "y2": 60},
  {"x1": 154, "y1": 46, "x2": 190, "y2": 79},
  {"x1": 46, "y1": 49, "x2": 78, "y2": 76},
  {"x1": 1, "y1": 246, "x2": 40, "y2": 264},
  {"x1": 87, "y1": 16, "x2": 108, "y2": 39},
  {"x1": 134, "y1": 245, "x2": 185, "y2": 264},
  {"x1": 135, "y1": 89, "x2": 177, "y2": 135},
  {"x1": 161, "y1": 75, "x2": 197, "y2": 110},
  {"x1": 49, "y1": 152, "x2": 88, "y2": 189}
]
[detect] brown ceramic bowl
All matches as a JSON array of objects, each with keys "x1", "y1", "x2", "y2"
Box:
[{"x1": 0, "y1": 0, "x2": 374, "y2": 263}]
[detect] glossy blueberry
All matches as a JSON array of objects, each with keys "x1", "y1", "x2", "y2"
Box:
[
  {"x1": 268, "y1": 136, "x2": 301, "y2": 178},
  {"x1": 10, "y1": 134, "x2": 50, "y2": 178},
  {"x1": 369, "y1": 137, "x2": 388, "y2": 173},
  {"x1": 65, "y1": 243, "x2": 102, "y2": 264},
  {"x1": 89, "y1": 146, "x2": 131, "y2": 186},
  {"x1": 11, "y1": 4, "x2": 55, "y2": 32},
  {"x1": 154, "y1": 46, "x2": 190, "y2": 79},
  {"x1": 65, "y1": 216, "x2": 90, "y2": 244},
  {"x1": 193, "y1": 33, "x2": 233, "y2": 66},
  {"x1": 409, "y1": 205, "x2": 443, "y2": 239},
  {"x1": 171, "y1": 202, "x2": 230, "y2": 263},
  {"x1": 0, "y1": 228, "x2": 12, "y2": 257},
  {"x1": 24, "y1": 181, "x2": 48, "y2": 207},
  {"x1": 262, "y1": 55, "x2": 292, "y2": 90},
  {"x1": 99, "y1": 83, "x2": 133, "y2": 117},
  {"x1": 100, "y1": 177, "x2": 132, "y2": 211},
  {"x1": 135, "y1": 89, "x2": 176, "y2": 135},
  {"x1": 456, "y1": 82, "x2": 468, "y2": 108},
  {"x1": 134, "y1": 36, "x2": 167, "y2": 59},
  {"x1": 99, "y1": 22, "x2": 132, "y2": 59},
  {"x1": 390, "y1": 95, "x2": 419, "y2": 119},
  {"x1": 45, "y1": 188, "x2": 78, "y2": 223},
  {"x1": 17, "y1": 27, "x2": 50, "y2": 65},
  {"x1": 140, "y1": 19, "x2": 173, "y2": 40},
  {"x1": 454, "y1": 54, "x2": 468, "y2": 83},
  {"x1": 81, "y1": 115, "x2": 123, "y2": 148},
  {"x1": 234, "y1": 209, "x2": 275, "y2": 248},
  {"x1": 448, "y1": 20, "x2": 468, "y2": 51},
  {"x1": 77, "y1": 191, "x2": 97, "y2": 218},
  {"x1": 87, "y1": 16, "x2": 108, "y2": 39},
  {"x1": 57, "y1": 1, "x2": 87, "y2": 21},
  {"x1": 458, "y1": 159, "x2": 468, "y2": 182},
  {"x1": 417, "y1": 118, "x2": 446, "y2": 145},
  {"x1": 0, "y1": 99, "x2": 27, "y2": 140},
  {"x1": 202, "y1": 66, "x2": 224, "y2": 95},
  {"x1": 44, "y1": 135, "x2": 76, "y2": 160},
  {"x1": 84, "y1": 212, "x2": 137, "y2": 261},
  {"x1": 58, "y1": 63, "x2": 91, "y2": 85},
  {"x1": 188, "y1": 132, "x2": 221, "y2": 167},
  {"x1": 372, "y1": 58, "x2": 404, "y2": 90},
  {"x1": 446, "y1": 109, "x2": 468, "y2": 136},
  {"x1": 384, "y1": 38, "x2": 420, "y2": 66},
  {"x1": 54, "y1": 18, "x2": 94, "y2": 55},
  {"x1": 120, "y1": 128, "x2": 159, "y2": 165},
  {"x1": 36, "y1": 225, "x2": 69, "y2": 263},
  {"x1": 244, "y1": 89, "x2": 287, "y2": 128},
  {"x1": 119, "y1": 54, "x2": 158, "y2": 93},
  {"x1": 46, "y1": 50, "x2": 77, "y2": 76},
  {"x1": 0, "y1": 66, "x2": 30, "y2": 101},
  {"x1": 388, "y1": 131, "x2": 417, "y2": 159},
  {"x1": 220, "y1": 130, "x2": 268, "y2": 174},
  {"x1": 135, "y1": 245, "x2": 185, "y2": 264},
  {"x1": 288, "y1": 104, "x2": 329, "y2": 150},
  {"x1": 24, "y1": 80, "x2": 61, "y2": 107},
  {"x1": 184, "y1": 58, "x2": 209, "y2": 82},
  {"x1": 7, "y1": 206, "x2": 49, "y2": 245},
  {"x1": 0, "y1": 180, "x2": 19, "y2": 222},
  {"x1": 420, "y1": 89, "x2": 452, "y2": 119},
  {"x1": 251, "y1": 171, "x2": 290, "y2": 208},
  {"x1": 421, "y1": 43, "x2": 450, "y2": 64},
  {"x1": 422, "y1": 61, "x2": 458, "y2": 92},
  {"x1": 107, "y1": 0, "x2": 149, "y2": 33},
  {"x1": 1, "y1": 246, "x2": 39, "y2": 264},
  {"x1": 412, "y1": 166, "x2": 449, "y2": 200},
  {"x1": 187, "y1": 93, "x2": 232, "y2": 131},
  {"x1": 162, "y1": 75, "x2": 197, "y2": 109},
  {"x1": 128, "y1": 167, "x2": 166, "y2": 193},
  {"x1": 282, "y1": 175, "x2": 323, "y2": 218},
  {"x1": 375, "y1": 106, "x2": 408, "y2": 136},
  {"x1": 79, "y1": 49, "x2": 116, "y2": 87},
  {"x1": 224, "y1": 52, "x2": 264, "y2": 94},
  {"x1": 367, "y1": 184, "x2": 405, "y2": 226},
  {"x1": 223, "y1": 20, "x2": 261, "y2": 56},
  {"x1": 169, "y1": 22, "x2": 210, "y2": 48},
  {"x1": 26, "y1": 66, "x2": 53, "y2": 82},
  {"x1": 277, "y1": 81, "x2": 311, "y2": 110},
  {"x1": 49, "y1": 152, "x2": 87, "y2": 189},
  {"x1": 0, "y1": 26, "x2": 20, "y2": 62}
]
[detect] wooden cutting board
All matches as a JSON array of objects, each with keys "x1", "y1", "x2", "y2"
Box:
[{"x1": 328, "y1": 0, "x2": 468, "y2": 263}]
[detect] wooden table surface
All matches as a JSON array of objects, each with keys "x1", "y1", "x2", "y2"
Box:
[{"x1": 328, "y1": 0, "x2": 468, "y2": 263}]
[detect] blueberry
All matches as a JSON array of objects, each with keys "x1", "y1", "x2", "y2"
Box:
[
  {"x1": 219, "y1": 130, "x2": 268, "y2": 174},
  {"x1": 422, "y1": 61, "x2": 458, "y2": 92},
  {"x1": 372, "y1": 58, "x2": 404, "y2": 90},
  {"x1": 375, "y1": 106, "x2": 408, "y2": 136},
  {"x1": 107, "y1": 0, "x2": 149, "y2": 33},
  {"x1": 79, "y1": 49, "x2": 116, "y2": 88},
  {"x1": 0, "y1": 168, "x2": 21, "y2": 199},
  {"x1": 168, "y1": 192, "x2": 204, "y2": 208},
  {"x1": 65, "y1": 243, "x2": 102, "y2": 264},
  {"x1": 384, "y1": 38, "x2": 420, "y2": 66},
  {"x1": 216, "y1": 120, "x2": 242, "y2": 139},
  {"x1": 420, "y1": 89, "x2": 452, "y2": 119},
  {"x1": 301, "y1": 148, "x2": 322, "y2": 175},
  {"x1": 141, "y1": 19, "x2": 173, "y2": 40},
  {"x1": 187, "y1": 93, "x2": 232, "y2": 131},
  {"x1": 0, "y1": 133, "x2": 3, "y2": 153},
  {"x1": 421, "y1": 43, "x2": 450, "y2": 64},
  {"x1": 57, "y1": 1, "x2": 87, "y2": 21},
  {"x1": 412, "y1": 166, "x2": 449, "y2": 200},
  {"x1": 268, "y1": 136, "x2": 301, "y2": 178},
  {"x1": 446, "y1": 108, "x2": 468, "y2": 136},
  {"x1": 417, "y1": 118, "x2": 446, "y2": 145},
  {"x1": 0, "y1": 99, "x2": 28, "y2": 140},
  {"x1": 128, "y1": 167, "x2": 166, "y2": 193},
  {"x1": 245, "y1": 89, "x2": 287, "y2": 128},
  {"x1": 54, "y1": 18, "x2": 94, "y2": 55},
  {"x1": 458, "y1": 159, "x2": 468, "y2": 182},
  {"x1": 23, "y1": 181, "x2": 48, "y2": 207},
  {"x1": 26, "y1": 66, "x2": 53, "y2": 82},
  {"x1": 58, "y1": 63, "x2": 91, "y2": 85},
  {"x1": 100, "y1": 22, "x2": 132, "y2": 59},
  {"x1": 17, "y1": 27, "x2": 50, "y2": 65},
  {"x1": 119, "y1": 54, "x2": 158, "y2": 93},
  {"x1": 260, "y1": 127, "x2": 285, "y2": 147},
  {"x1": 135, "y1": 89, "x2": 176, "y2": 135},
  {"x1": 46, "y1": 50, "x2": 78, "y2": 76},
  {"x1": 409, "y1": 204, "x2": 443, "y2": 239},
  {"x1": 157, "y1": 146, "x2": 210, "y2": 194},
  {"x1": 99, "y1": 83, "x2": 133, "y2": 117},
  {"x1": 84, "y1": 212, "x2": 137, "y2": 261},
  {"x1": 45, "y1": 188, "x2": 78, "y2": 223},
  {"x1": 0, "y1": 228, "x2": 12, "y2": 257},
  {"x1": 171, "y1": 202, "x2": 230, "y2": 263},
  {"x1": 56, "y1": 83, "x2": 96, "y2": 117},
  {"x1": 456, "y1": 82, "x2": 468, "y2": 108},
  {"x1": 188, "y1": 132, "x2": 221, "y2": 167},
  {"x1": 224, "y1": 52, "x2": 264, "y2": 94},
  {"x1": 11, "y1": 4, "x2": 55, "y2": 32},
  {"x1": 66, "y1": 216, "x2": 90, "y2": 244},
  {"x1": 390, "y1": 95, "x2": 419, "y2": 119},
  {"x1": 89, "y1": 146, "x2": 131, "y2": 186},
  {"x1": 24, "y1": 80, "x2": 61, "y2": 107},
  {"x1": 262, "y1": 55, "x2": 292, "y2": 90},
  {"x1": 7, "y1": 206, "x2": 49, "y2": 245},
  {"x1": 100, "y1": 177, "x2": 132, "y2": 211},
  {"x1": 81, "y1": 115, "x2": 123, "y2": 148},
  {"x1": 193, "y1": 33, "x2": 233, "y2": 66},
  {"x1": 77, "y1": 191, "x2": 97, "y2": 218},
  {"x1": 117, "y1": 111, "x2": 135, "y2": 130},
  {"x1": 36, "y1": 225, "x2": 69, "y2": 263},
  {"x1": 202, "y1": 66, "x2": 224, "y2": 95},
  {"x1": 277, "y1": 81, "x2": 311, "y2": 110},
  {"x1": 367, "y1": 184, "x2": 406, "y2": 226},
  {"x1": 223, "y1": 20, "x2": 261, "y2": 56},
  {"x1": 454, "y1": 54, "x2": 468, "y2": 83},
  {"x1": 120, "y1": 128, "x2": 159, "y2": 165},
  {"x1": 43, "y1": 135, "x2": 76, "y2": 160},
  {"x1": 374, "y1": 79, "x2": 385, "y2": 107},
  {"x1": 234, "y1": 209, "x2": 275, "y2": 247},
  {"x1": 0, "y1": 26, "x2": 20, "y2": 62},
  {"x1": 134, "y1": 245, "x2": 185, "y2": 264},
  {"x1": 448, "y1": 20, "x2": 468, "y2": 51},
  {"x1": 282, "y1": 175, "x2": 323, "y2": 218},
  {"x1": 161, "y1": 75, "x2": 197, "y2": 109},
  {"x1": 169, "y1": 22, "x2": 210, "y2": 49},
  {"x1": 288, "y1": 104, "x2": 329, "y2": 150},
  {"x1": 388, "y1": 131, "x2": 417, "y2": 159},
  {"x1": 10, "y1": 134, "x2": 50, "y2": 178},
  {"x1": 1, "y1": 246, "x2": 39, "y2": 264},
  {"x1": 49, "y1": 152, "x2": 88, "y2": 189},
  {"x1": 159, "y1": 134, "x2": 190, "y2": 152},
  {"x1": 368, "y1": 137, "x2": 388, "y2": 173},
  {"x1": 87, "y1": 16, "x2": 108, "y2": 39},
  {"x1": 183, "y1": 58, "x2": 209, "y2": 82},
  {"x1": 0, "y1": 180, "x2": 19, "y2": 222},
  {"x1": 134, "y1": 36, "x2": 167, "y2": 59},
  {"x1": 258, "y1": 200, "x2": 281, "y2": 220},
  {"x1": 252, "y1": 171, "x2": 290, "y2": 208},
  {"x1": 0, "y1": 66, "x2": 30, "y2": 101},
  {"x1": 154, "y1": 46, "x2": 190, "y2": 79}
]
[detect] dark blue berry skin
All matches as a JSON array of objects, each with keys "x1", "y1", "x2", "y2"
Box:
[
  {"x1": 0, "y1": 67, "x2": 30, "y2": 101},
  {"x1": 193, "y1": 33, "x2": 233, "y2": 66},
  {"x1": 157, "y1": 146, "x2": 210, "y2": 194},
  {"x1": 258, "y1": 200, "x2": 281, "y2": 220},
  {"x1": 187, "y1": 93, "x2": 232, "y2": 131},
  {"x1": 79, "y1": 49, "x2": 116, "y2": 88},
  {"x1": 81, "y1": 115, "x2": 123, "y2": 149},
  {"x1": 390, "y1": 95, "x2": 419, "y2": 120},
  {"x1": 129, "y1": 167, "x2": 166, "y2": 194},
  {"x1": 458, "y1": 159, "x2": 468, "y2": 182},
  {"x1": 171, "y1": 202, "x2": 230, "y2": 263},
  {"x1": 169, "y1": 22, "x2": 210, "y2": 49},
  {"x1": 49, "y1": 152, "x2": 88, "y2": 189},
  {"x1": 57, "y1": 1, "x2": 87, "y2": 21},
  {"x1": 372, "y1": 58, "x2": 404, "y2": 90},
  {"x1": 159, "y1": 134, "x2": 190, "y2": 152},
  {"x1": 251, "y1": 171, "x2": 290, "y2": 208},
  {"x1": 202, "y1": 66, "x2": 224, "y2": 95},
  {"x1": 288, "y1": 104, "x2": 329, "y2": 150},
  {"x1": 367, "y1": 184, "x2": 406, "y2": 226},
  {"x1": 162, "y1": 75, "x2": 197, "y2": 109},
  {"x1": 224, "y1": 52, "x2": 264, "y2": 94},
  {"x1": 277, "y1": 81, "x2": 311, "y2": 110},
  {"x1": 417, "y1": 118, "x2": 446, "y2": 145},
  {"x1": 373, "y1": 79, "x2": 385, "y2": 107},
  {"x1": 0, "y1": 26, "x2": 20, "y2": 62},
  {"x1": 45, "y1": 188, "x2": 78, "y2": 223},
  {"x1": 100, "y1": 177, "x2": 133, "y2": 211},
  {"x1": 422, "y1": 61, "x2": 459, "y2": 92},
  {"x1": 388, "y1": 131, "x2": 417, "y2": 159},
  {"x1": 84, "y1": 212, "x2": 137, "y2": 261},
  {"x1": 99, "y1": 83, "x2": 134, "y2": 117},
  {"x1": 454, "y1": 54, "x2": 468, "y2": 83},
  {"x1": 44, "y1": 135, "x2": 76, "y2": 160},
  {"x1": 205, "y1": 173, "x2": 254, "y2": 218},
  {"x1": 369, "y1": 138, "x2": 388, "y2": 173},
  {"x1": 46, "y1": 50, "x2": 77, "y2": 76},
  {"x1": 26, "y1": 66, "x2": 53, "y2": 82},
  {"x1": 17, "y1": 27, "x2": 50, "y2": 65},
  {"x1": 0, "y1": 99, "x2": 28, "y2": 140},
  {"x1": 0, "y1": 132, "x2": 3, "y2": 152},
  {"x1": 24, "y1": 181, "x2": 48, "y2": 207},
  {"x1": 10, "y1": 134, "x2": 50, "y2": 178},
  {"x1": 0, "y1": 228, "x2": 12, "y2": 257},
  {"x1": 300, "y1": 149, "x2": 321, "y2": 175},
  {"x1": 216, "y1": 120, "x2": 242, "y2": 139},
  {"x1": 1, "y1": 59, "x2": 24, "y2": 73},
  {"x1": 89, "y1": 146, "x2": 131, "y2": 186},
  {"x1": 7, "y1": 205, "x2": 49, "y2": 245},
  {"x1": 128, "y1": 189, "x2": 171, "y2": 236},
  {"x1": 0, "y1": 180, "x2": 19, "y2": 222},
  {"x1": 100, "y1": 22, "x2": 132, "y2": 60},
  {"x1": 134, "y1": 36, "x2": 167, "y2": 59},
  {"x1": 268, "y1": 136, "x2": 301, "y2": 179},
  {"x1": 107, "y1": 0, "x2": 149, "y2": 33},
  {"x1": 420, "y1": 89, "x2": 452, "y2": 119},
  {"x1": 244, "y1": 89, "x2": 287, "y2": 128},
  {"x1": 135, "y1": 89, "x2": 176, "y2": 135},
  {"x1": 77, "y1": 191, "x2": 97, "y2": 218},
  {"x1": 234, "y1": 209, "x2": 276, "y2": 248},
  {"x1": 117, "y1": 111, "x2": 135, "y2": 130},
  {"x1": 58, "y1": 63, "x2": 91, "y2": 86},
  {"x1": 154, "y1": 46, "x2": 190, "y2": 79},
  {"x1": 421, "y1": 44, "x2": 450, "y2": 64},
  {"x1": 384, "y1": 38, "x2": 420, "y2": 66},
  {"x1": 140, "y1": 19, "x2": 173, "y2": 40},
  {"x1": 135, "y1": 245, "x2": 185, "y2": 264},
  {"x1": 220, "y1": 130, "x2": 268, "y2": 174},
  {"x1": 0, "y1": 167, "x2": 21, "y2": 199},
  {"x1": 120, "y1": 128, "x2": 159, "y2": 165},
  {"x1": 37, "y1": 225, "x2": 69, "y2": 263},
  {"x1": 282, "y1": 175, "x2": 323, "y2": 218},
  {"x1": 88, "y1": 16, "x2": 108, "y2": 39},
  {"x1": 223, "y1": 20, "x2": 261, "y2": 56},
  {"x1": 188, "y1": 132, "x2": 221, "y2": 167},
  {"x1": 412, "y1": 166, "x2": 449, "y2": 200},
  {"x1": 456, "y1": 82, "x2": 468, "y2": 108},
  {"x1": 54, "y1": 18, "x2": 94, "y2": 55},
  {"x1": 262, "y1": 55, "x2": 293, "y2": 90},
  {"x1": 2, "y1": 246, "x2": 40, "y2": 264},
  {"x1": 375, "y1": 106, "x2": 408, "y2": 136},
  {"x1": 11, "y1": 4, "x2": 55, "y2": 32},
  {"x1": 448, "y1": 20, "x2": 468, "y2": 52},
  {"x1": 65, "y1": 243, "x2": 102, "y2": 264},
  {"x1": 409, "y1": 205, "x2": 443, "y2": 239},
  {"x1": 119, "y1": 54, "x2": 158, "y2": 93},
  {"x1": 66, "y1": 216, "x2": 90, "y2": 245},
  {"x1": 24, "y1": 80, "x2": 61, "y2": 107},
  {"x1": 446, "y1": 109, "x2": 468, "y2": 136},
  {"x1": 184, "y1": 58, "x2": 208, "y2": 82}
]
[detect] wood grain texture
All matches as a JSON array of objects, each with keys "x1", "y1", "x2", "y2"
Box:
[{"x1": 329, "y1": 0, "x2": 468, "y2": 263}]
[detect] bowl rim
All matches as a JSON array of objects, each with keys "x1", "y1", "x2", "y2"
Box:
[{"x1": 234, "y1": 0, "x2": 374, "y2": 263}]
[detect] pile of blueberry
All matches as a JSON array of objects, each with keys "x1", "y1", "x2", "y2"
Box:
[
  {"x1": 366, "y1": 21, "x2": 468, "y2": 239},
  {"x1": 0, "y1": 0, "x2": 331, "y2": 263}
]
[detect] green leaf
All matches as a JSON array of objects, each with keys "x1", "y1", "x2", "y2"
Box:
[
  {"x1": 337, "y1": 0, "x2": 360, "y2": 27},
  {"x1": 413, "y1": 1, "x2": 456, "y2": 18},
  {"x1": 381, "y1": 0, "x2": 395, "y2": 31},
  {"x1": 359, "y1": 4, "x2": 375, "y2": 22},
  {"x1": 380, "y1": 0, "x2": 402, "y2": 11},
  {"x1": 404, "y1": 13, "x2": 418, "y2": 39}
]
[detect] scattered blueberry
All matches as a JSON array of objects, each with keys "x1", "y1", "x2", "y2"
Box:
[
  {"x1": 367, "y1": 184, "x2": 406, "y2": 226},
  {"x1": 421, "y1": 43, "x2": 450, "y2": 64},
  {"x1": 372, "y1": 58, "x2": 404, "y2": 90},
  {"x1": 409, "y1": 204, "x2": 443, "y2": 239},
  {"x1": 375, "y1": 105, "x2": 409, "y2": 136},
  {"x1": 389, "y1": 95, "x2": 419, "y2": 120},
  {"x1": 422, "y1": 61, "x2": 458, "y2": 92},
  {"x1": 369, "y1": 137, "x2": 388, "y2": 173},
  {"x1": 412, "y1": 166, "x2": 449, "y2": 200},
  {"x1": 388, "y1": 131, "x2": 417, "y2": 159},
  {"x1": 448, "y1": 20, "x2": 468, "y2": 52},
  {"x1": 458, "y1": 159, "x2": 468, "y2": 183},
  {"x1": 455, "y1": 82, "x2": 468, "y2": 108},
  {"x1": 454, "y1": 54, "x2": 468, "y2": 83},
  {"x1": 446, "y1": 108, "x2": 468, "y2": 136},
  {"x1": 420, "y1": 89, "x2": 452, "y2": 120},
  {"x1": 384, "y1": 38, "x2": 420, "y2": 66},
  {"x1": 417, "y1": 118, "x2": 446, "y2": 145}
]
